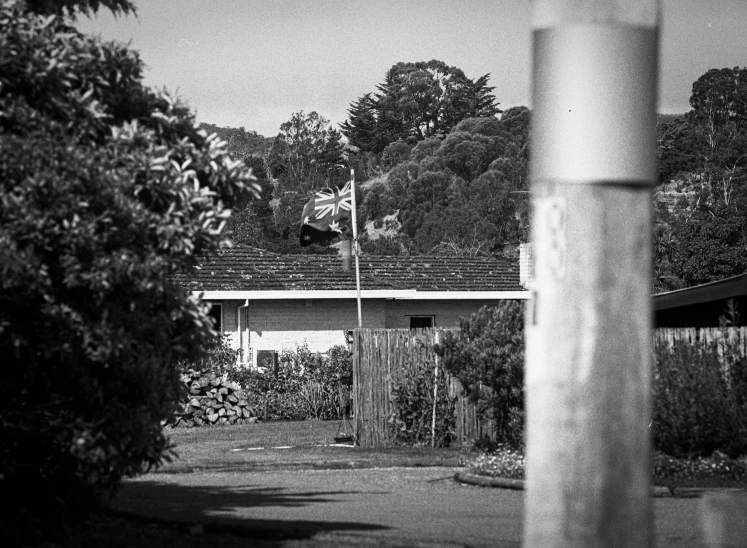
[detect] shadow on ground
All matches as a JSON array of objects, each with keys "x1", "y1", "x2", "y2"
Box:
[{"x1": 111, "y1": 479, "x2": 390, "y2": 541}]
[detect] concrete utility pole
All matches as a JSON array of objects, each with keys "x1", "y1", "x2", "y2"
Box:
[{"x1": 524, "y1": 1, "x2": 659, "y2": 547}]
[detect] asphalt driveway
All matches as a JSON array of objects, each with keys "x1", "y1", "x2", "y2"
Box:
[{"x1": 110, "y1": 466, "x2": 724, "y2": 548}]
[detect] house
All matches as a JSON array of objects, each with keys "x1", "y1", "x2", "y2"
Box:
[
  {"x1": 175, "y1": 245, "x2": 529, "y2": 366},
  {"x1": 654, "y1": 273, "x2": 747, "y2": 327}
]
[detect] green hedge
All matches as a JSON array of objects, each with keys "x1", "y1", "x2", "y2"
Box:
[{"x1": 653, "y1": 339, "x2": 747, "y2": 458}]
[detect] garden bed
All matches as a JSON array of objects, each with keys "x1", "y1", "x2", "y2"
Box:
[{"x1": 462, "y1": 447, "x2": 747, "y2": 490}]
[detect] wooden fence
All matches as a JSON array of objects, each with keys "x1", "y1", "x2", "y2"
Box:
[
  {"x1": 352, "y1": 328, "x2": 493, "y2": 448},
  {"x1": 654, "y1": 327, "x2": 747, "y2": 357},
  {"x1": 353, "y1": 326, "x2": 747, "y2": 448}
]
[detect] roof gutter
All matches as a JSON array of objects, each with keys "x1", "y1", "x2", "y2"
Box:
[{"x1": 194, "y1": 290, "x2": 529, "y2": 300}]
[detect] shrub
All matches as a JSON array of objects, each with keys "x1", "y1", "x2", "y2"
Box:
[
  {"x1": 179, "y1": 335, "x2": 241, "y2": 375},
  {"x1": 468, "y1": 448, "x2": 526, "y2": 479},
  {"x1": 389, "y1": 338, "x2": 456, "y2": 447},
  {"x1": 653, "y1": 338, "x2": 747, "y2": 457},
  {"x1": 226, "y1": 343, "x2": 353, "y2": 421},
  {"x1": 0, "y1": 2, "x2": 257, "y2": 543},
  {"x1": 434, "y1": 303, "x2": 525, "y2": 448}
]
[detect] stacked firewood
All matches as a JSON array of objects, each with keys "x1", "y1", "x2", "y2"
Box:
[{"x1": 170, "y1": 370, "x2": 258, "y2": 427}]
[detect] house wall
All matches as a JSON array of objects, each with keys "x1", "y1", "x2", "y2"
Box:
[
  {"x1": 212, "y1": 297, "x2": 517, "y2": 365},
  {"x1": 247, "y1": 299, "x2": 386, "y2": 355},
  {"x1": 384, "y1": 299, "x2": 507, "y2": 328}
]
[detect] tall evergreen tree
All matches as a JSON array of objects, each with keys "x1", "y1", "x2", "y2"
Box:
[{"x1": 342, "y1": 60, "x2": 501, "y2": 154}]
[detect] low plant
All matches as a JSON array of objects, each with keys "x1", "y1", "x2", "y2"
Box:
[
  {"x1": 653, "y1": 451, "x2": 747, "y2": 484},
  {"x1": 652, "y1": 338, "x2": 747, "y2": 457},
  {"x1": 224, "y1": 342, "x2": 353, "y2": 421},
  {"x1": 467, "y1": 447, "x2": 526, "y2": 479},
  {"x1": 389, "y1": 340, "x2": 456, "y2": 447}
]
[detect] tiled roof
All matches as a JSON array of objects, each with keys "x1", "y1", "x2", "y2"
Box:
[{"x1": 175, "y1": 245, "x2": 524, "y2": 292}]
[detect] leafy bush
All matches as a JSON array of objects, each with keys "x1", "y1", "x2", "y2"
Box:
[
  {"x1": 435, "y1": 303, "x2": 525, "y2": 448},
  {"x1": 179, "y1": 335, "x2": 241, "y2": 375},
  {"x1": 226, "y1": 343, "x2": 353, "y2": 421},
  {"x1": 653, "y1": 338, "x2": 747, "y2": 457},
  {"x1": 389, "y1": 340, "x2": 456, "y2": 447},
  {"x1": 468, "y1": 448, "x2": 526, "y2": 479},
  {"x1": 0, "y1": 2, "x2": 257, "y2": 544},
  {"x1": 464, "y1": 448, "x2": 747, "y2": 485},
  {"x1": 653, "y1": 451, "x2": 747, "y2": 484}
]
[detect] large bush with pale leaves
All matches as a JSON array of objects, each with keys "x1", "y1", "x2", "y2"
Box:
[{"x1": 0, "y1": 1, "x2": 259, "y2": 542}]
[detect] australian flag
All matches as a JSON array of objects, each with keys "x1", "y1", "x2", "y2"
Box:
[{"x1": 299, "y1": 182, "x2": 353, "y2": 246}]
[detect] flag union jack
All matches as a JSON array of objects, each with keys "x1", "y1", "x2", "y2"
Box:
[
  {"x1": 314, "y1": 181, "x2": 352, "y2": 219},
  {"x1": 299, "y1": 181, "x2": 354, "y2": 246}
]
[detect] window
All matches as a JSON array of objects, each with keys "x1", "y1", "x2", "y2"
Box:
[
  {"x1": 409, "y1": 316, "x2": 434, "y2": 329},
  {"x1": 207, "y1": 303, "x2": 222, "y2": 332}
]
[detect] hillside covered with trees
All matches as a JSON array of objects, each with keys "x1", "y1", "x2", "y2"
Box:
[{"x1": 217, "y1": 62, "x2": 746, "y2": 292}]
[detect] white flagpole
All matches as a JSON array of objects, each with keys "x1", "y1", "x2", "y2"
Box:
[{"x1": 350, "y1": 169, "x2": 363, "y2": 328}]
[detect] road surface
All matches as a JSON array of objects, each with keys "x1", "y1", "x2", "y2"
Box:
[{"x1": 113, "y1": 467, "x2": 712, "y2": 547}]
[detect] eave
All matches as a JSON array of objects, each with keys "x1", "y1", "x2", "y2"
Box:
[
  {"x1": 653, "y1": 273, "x2": 747, "y2": 311},
  {"x1": 193, "y1": 290, "x2": 530, "y2": 301}
]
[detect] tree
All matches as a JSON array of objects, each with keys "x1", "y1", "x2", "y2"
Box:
[
  {"x1": 689, "y1": 67, "x2": 747, "y2": 131},
  {"x1": 341, "y1": 93, "x2": 381, "y2": 152},
  {"x1": 342, "y1": 60, "x2": 501, "y2": 154},
  {"x1": 268, "y1": 111, "x2": 347, "y2": 189},
  {"x1": 653, "y1": 67, "x2": 747, "y2": 290},
  {"x1": 0, "y1": 2, "x2": 258, "y2": 543},
  {"x1": 365, "y1": 109, "x2": 530, "y2": 256},
  {"x1": 434, "y1": 303, "x2": 525, "y2": 447}
]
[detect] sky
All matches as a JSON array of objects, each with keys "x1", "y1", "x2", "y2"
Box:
[{"x1": 77, "y1": 0, "x2": 747, "y2": 138}]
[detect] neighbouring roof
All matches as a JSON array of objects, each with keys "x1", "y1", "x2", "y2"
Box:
[
  {"x1": 174, "y1": 245, "x2": 524, "y2": 293},
  {"x1": 654, "y1": 272, "x2": 747, "y2": 311}
]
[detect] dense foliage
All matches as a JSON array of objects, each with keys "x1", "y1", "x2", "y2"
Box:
[
  {"x1": 652, "y1": 339, "x2": 747, "y2": 458},
  {"x1": 435, "y1": 304, "x2": 525, "y2": 448},
  {"x1": 0, "y1": 1, "x2": 258, "y2": 543},
  {"x1": 388, "y1": 340, "x2": 456, "y2": 447},
  {"x1": 360, "y1": 108, "x2": 530, "y2": 256},
  {"x1": 227, "y1": 343, "x2": 353, "y2": 421},
  {"x1": 228, "y1": 111, "x2": 350, "y2": 254},
  {"x1": 342, "y1": 60, "x2": 501, "y2": 154},
  {"x1": 654, "y1": 67, "x2": 747, "y2": 291}
]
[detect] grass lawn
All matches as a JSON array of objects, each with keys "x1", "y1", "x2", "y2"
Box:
[
  {"x1": 158, "y1": 419, "x2": 465, "y2": 474},
  {"x1": 162, "y1": 420, "x2": 747, "y2": 489}
]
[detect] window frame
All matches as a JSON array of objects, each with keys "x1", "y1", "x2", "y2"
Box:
[
  {"x1": 207, "y1": 302, "x2": 223, "y2": 332},
  {"x1": 408, "y1": 315, "x2": 435, "y2": 329}
]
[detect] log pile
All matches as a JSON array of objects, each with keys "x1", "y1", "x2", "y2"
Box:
[{"x1": 170, "y1": 370, "x2": 258, "y2": 427}]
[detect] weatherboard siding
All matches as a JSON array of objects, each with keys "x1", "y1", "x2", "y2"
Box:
[
  {"x1": 214, "y1": 297, "x2": 517, "y2": 365},
  {"x1": 247, "y1": 299, "x2": 385, "y2": 356},
  {"x1": 384, "y1": 299, "x2": 508, "y2": 328}
]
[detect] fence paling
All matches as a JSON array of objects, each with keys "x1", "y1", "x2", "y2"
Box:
[
  {"x1": 353, "y1": 328, "x2": 490, "y2": 448},
  {"x1": 654, "y1": 327, "x2": 747, "y2": 356}
]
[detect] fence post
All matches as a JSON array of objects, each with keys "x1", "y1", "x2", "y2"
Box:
[{"x1": 524, "y1": 1, "x2": 659, "y2": 546}]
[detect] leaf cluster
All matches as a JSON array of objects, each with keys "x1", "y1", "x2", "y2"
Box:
[
  {"x1": 434, "y1": 303, "x2": 525, "y2": 448},
  {"x1": 0, "y1": 3, "x2": 257, "y2": 543},
  {"x1": 388, "y1": 343, "x2": 456, "y2": 447},
  {"x1": 652, "y1": 338, "x2": 747, "y2": 457},
  {"x1": 226, "y1": 343, "x2": 353, "y2": 421}
]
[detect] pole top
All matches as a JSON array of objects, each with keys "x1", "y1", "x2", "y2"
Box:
[{"x1": 532, "y1": 0, "x2": 659, "y2": 29}]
